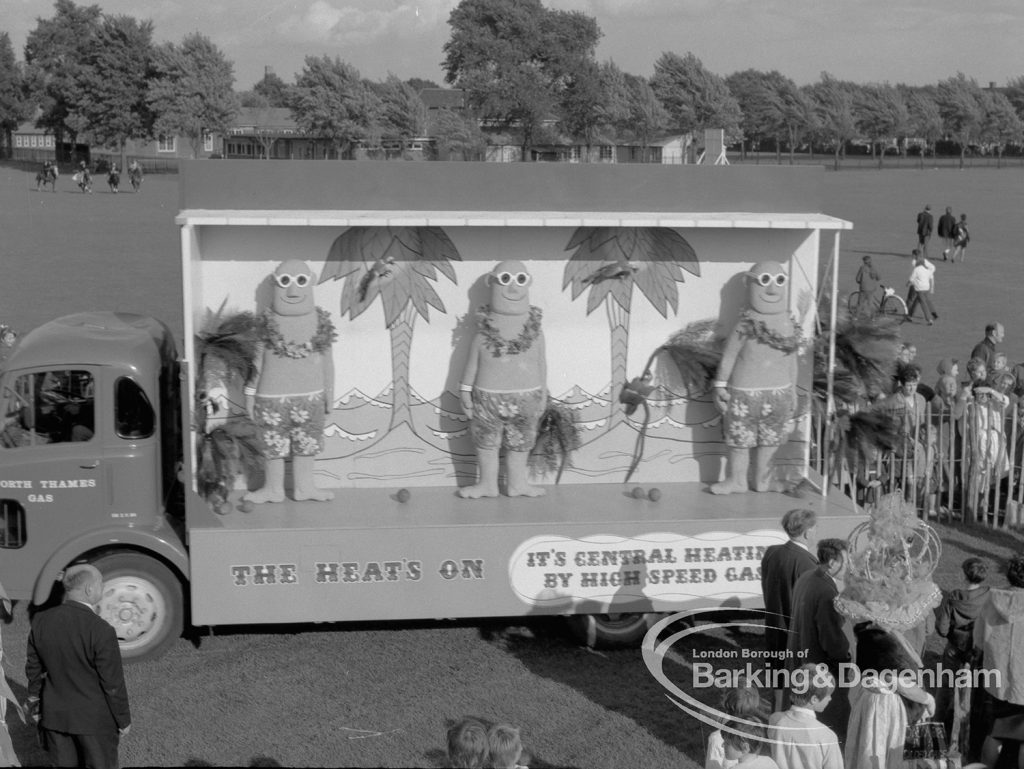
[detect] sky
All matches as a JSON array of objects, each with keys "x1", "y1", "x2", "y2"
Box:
[{"x1": 5, "y1": 0, "x2": 1024, "y2": 91}]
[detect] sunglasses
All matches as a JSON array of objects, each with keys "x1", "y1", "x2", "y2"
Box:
[
  {"x1": 749, "y1": 272, "x2": 788, "y2": 287},
  {"x1": 493, "y1": 271, "x2": 532, "y2": 287},
  {"x1": 273, "y1": 273, "x2": 312, "y2": 288}
]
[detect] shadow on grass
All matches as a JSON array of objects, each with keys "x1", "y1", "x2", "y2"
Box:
[{"x1": 480, "y1": 611, "x2": 764, "y2": 767}]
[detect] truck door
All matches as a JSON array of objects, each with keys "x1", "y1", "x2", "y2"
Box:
[
  {"x1": 103, "y1": 374, "x2": 160, "y2": 523},
  {"x1": 0, "y1": 367, "x2": 106, "y2": 598}
]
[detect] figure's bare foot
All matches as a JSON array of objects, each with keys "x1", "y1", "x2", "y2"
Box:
[
  {"x1": 755, "y1": 478, "x2": 787, "y2": 493},
  {"x1": 458, "y1": 483, "x2": 499, "y2": 499},
  {"x1": 294, "y1": 487, "x2": 334, "y2": 502},
  {"x1": 709, "y1": 479, "x2": 748, "y2": 495},
  {"x1": 507, "y1": 483, "x2": 545, "y2": 498},
  {"x1": 243, "y1": 487, "x2": 285, "y2": 504}
]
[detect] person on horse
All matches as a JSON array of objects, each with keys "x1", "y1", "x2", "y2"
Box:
[
  {"x1": 108, "y1": 162, "x2": 120, "y2": 194},
  {"x1": 36, "y1": 160, "x2": 57, "y2": 192},
  {"x1": 128, "y1": 160, "x2": 143, "y2": 192},
  {"x1": 76, "y1": 161, "x2": 92, "y2": 193}
]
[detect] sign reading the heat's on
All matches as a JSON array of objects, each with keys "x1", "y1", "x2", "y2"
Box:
[{"x1": 508, "y1": 531, "x2": 786, "y2": 608}]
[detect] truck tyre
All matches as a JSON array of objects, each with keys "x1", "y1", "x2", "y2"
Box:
[
  {"x1": 90, "y1": 552, "x2": 183, "y2": 662},
  {"x1": 564, "y1": 612, "x2": 659, "y2": 649}
]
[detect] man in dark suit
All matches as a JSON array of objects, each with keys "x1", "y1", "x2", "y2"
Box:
[
  {"x1": 761, "y1": 508, "x2": 818, "y2": 710},
  {"x1": 27, "y1": 564, "x2": 131, "y2": 769},
  {"x1": 787, "y1": 538, "x2": 850, "y2": 742},
  {"x1": 916, "y1": 204, "x2": 934, "y2": 258}
]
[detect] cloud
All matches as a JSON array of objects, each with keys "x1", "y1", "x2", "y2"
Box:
[{"x1": 277, "y1": 0, "x2": 454, "y2": 45}]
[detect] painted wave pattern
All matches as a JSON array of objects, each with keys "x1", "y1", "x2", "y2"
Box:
[{"x1": 314, "y1": 382, "x2": 749, "y2": 485}]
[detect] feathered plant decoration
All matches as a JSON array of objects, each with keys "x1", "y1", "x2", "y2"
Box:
[
  {"x1": 657, "y1": 318, "x2": 723, "y2": 396},
  {"x1": 620, "y1": 319, "x2": 724, "y2": 483},
  {"x1": 197, "y1": 420, "x2": 265, "y2": 514},
  {"x1": 195, "y1": 301, "x2": 260, "y2": 390},
  {"x1": 814, "y1": 304, "x2": 902, "y2": 408},
  {"x1": 529, "y1": 401, "x2": 582, "y2": 483},
  {"x1": 194, "y1": 303, "x2": 264, "y2": 510},
  {"x1": 813, "y1": 303, "x2": 905, "y2": 487}
]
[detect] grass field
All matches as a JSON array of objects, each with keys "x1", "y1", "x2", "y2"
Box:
[{"x1": 2, "y1": 162, "x2": 1024, "y2": 768}]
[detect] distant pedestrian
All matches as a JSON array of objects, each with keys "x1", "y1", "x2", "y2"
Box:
[
  {"x1": 951, "y1": 214, "x2": 970, "y2": 262},
  {"x1": 905, "y1": 249, "x2": 937, "y2": 325},
  {"x1": 938, "y1": 206, "x2": 957, "y2": 260},
  {"x1": 854, "y1": 255, "x2": 881, "y2": 316},
  {"x1": 916, "y1": 204, "x2": 934, "y2": 258},
  {"x1": 26, "y1": 564, "x2": 131, "y2": 769}
]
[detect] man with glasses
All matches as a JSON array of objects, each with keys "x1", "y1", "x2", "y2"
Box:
[{"x1": 711, "y1": 261, "x2": 803, "y2": 495}]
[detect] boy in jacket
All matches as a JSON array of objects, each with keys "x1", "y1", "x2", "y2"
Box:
[{"x1": 934, "y1": 558, "x2": 990, "y2": 737}]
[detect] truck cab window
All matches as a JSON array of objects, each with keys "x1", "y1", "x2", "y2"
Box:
[
  {"x1": 116, "y1": 377, "x2": 155, "y2": 439},
  {"x1": 0, "y1": 370, "x2": 94, "y2": 447},
  {"x1": 0, "y1": 501, "x2": 26, "y2": 548}
]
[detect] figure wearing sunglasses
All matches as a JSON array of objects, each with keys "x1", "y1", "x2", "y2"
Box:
[
  {"x1": 244, "y1": 259, "x2": 336, "y2": 504},
  {"x1": 711, "y1": 260, "x2": 802, "y2": 495},
  {"x1": 459, "y1": 260, "x2": 547, "y2": 499}
]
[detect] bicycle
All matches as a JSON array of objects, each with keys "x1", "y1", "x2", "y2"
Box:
[{"x1": 847, "y1": 284, "x2": 908, "y2": 318}]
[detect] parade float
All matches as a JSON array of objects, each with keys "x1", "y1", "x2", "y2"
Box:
[{"x1": 0, "y1": 161, "x2": 857, "y2": 658}]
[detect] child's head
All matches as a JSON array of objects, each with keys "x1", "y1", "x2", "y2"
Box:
[
  {"x1": 719, "y1": 674, "x2": 764, "y2": 719},
  {"x1": 722, "y1": 717, "x2": 769, "y2": 760},
  {"x1": 967, "y1": 357, "x2": 987, "y2": 383},
  {"x1": 962, "y1": 557, "x2": 988, "y2": 586},
  {"x1": 447, "y1": 718, "x2": 489, "y2": 769},
  {"x1": 487, "y1": 723, "x2": 523, "y2": 769},
  {"x1": 788, "y1": 663, "x2": 835, "y2": 712}
]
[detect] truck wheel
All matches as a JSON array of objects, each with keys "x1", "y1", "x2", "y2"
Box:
[
  {"x1": 90, "y1": 553, "x2": 183, "y2": 662},
  {"x1": 564, "y1": 612, "x2": 659, "y2": 649}
]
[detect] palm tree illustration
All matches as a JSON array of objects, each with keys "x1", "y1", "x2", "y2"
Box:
[
  {"x1": 562, "y1": 227, "x2": 700, "y2": 428},
  {"x1": 320, "y1": 226, "x2": 462, "y2": 431}
]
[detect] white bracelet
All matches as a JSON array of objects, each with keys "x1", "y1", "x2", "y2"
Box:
[
  {"x1": 712, "y1": 381, "x2": 727, "y2": 389},
  {"x1": 243, "y1": 386, "x2": 257, "y2": 396},
  {"x1": 459, "y1": 384, "x2": 473, "y2": 392}
]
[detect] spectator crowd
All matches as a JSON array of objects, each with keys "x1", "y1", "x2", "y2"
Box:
[{"x1": 698, "y1": 499, "x2": 1023, "y2": 769}]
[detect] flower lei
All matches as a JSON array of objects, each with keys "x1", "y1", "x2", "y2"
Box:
[
  {"x1": 262, "y1": 307, "x2": 336, "y2": 359},
  {"x1": 477, "y1": 305, "x2": 543, "y2": 357},
  {"x1": 736, "y1": 310, "x2": 804, "y2": 353}
]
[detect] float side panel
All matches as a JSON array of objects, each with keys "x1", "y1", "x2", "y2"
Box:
[{"x1": 179, "y1": 161, "x2": 826, "y2": 215}]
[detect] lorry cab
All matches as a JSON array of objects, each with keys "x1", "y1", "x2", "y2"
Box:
[{"x1": 0, "y1": 313, "x2": 187, "y2": 653}]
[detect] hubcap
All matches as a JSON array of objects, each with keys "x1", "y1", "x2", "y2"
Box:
[{"x1": 98, "y1": 576, "x2": 166, "y2": 650}]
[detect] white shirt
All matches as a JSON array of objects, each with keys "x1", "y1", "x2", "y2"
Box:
[{"x1": 908, "y1": 259, "x2": 935, "y2": 291}]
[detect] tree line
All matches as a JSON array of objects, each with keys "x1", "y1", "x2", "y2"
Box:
[{"x1": 1, "y1": 0, "x2": 1023, "y2": 167}]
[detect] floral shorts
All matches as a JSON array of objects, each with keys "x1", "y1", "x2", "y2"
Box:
[
  {"x1": 722, "y1": 385, "x2": 795, "y2": 449},
  {"x1": 253, "y1": 392, "x2": 326, "y2": 459},
  {"x1": 470, "y1": 388, "x2": 544, "y2": 451}
]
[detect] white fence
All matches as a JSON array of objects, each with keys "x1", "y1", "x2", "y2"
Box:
[{"x1": 812, "y1": 396, "x2": 1024, "y2": 525}]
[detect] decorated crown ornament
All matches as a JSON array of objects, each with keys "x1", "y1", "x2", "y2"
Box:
[{"x1": 834, "y1": 493, "x2": 942, "y2": 632}]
